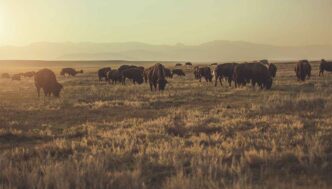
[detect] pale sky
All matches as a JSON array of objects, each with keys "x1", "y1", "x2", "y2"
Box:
[{"x1": 0, "y1": 0, "x2": 331, "y2": 46}]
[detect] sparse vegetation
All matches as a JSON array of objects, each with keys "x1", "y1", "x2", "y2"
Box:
[{"x1": 0, "y1": 61, "x2": 332, "y2": 189}]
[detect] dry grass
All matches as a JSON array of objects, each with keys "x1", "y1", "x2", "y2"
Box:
[{"x1": 0, "y1": 61, "x2": 332, "y2": 189}]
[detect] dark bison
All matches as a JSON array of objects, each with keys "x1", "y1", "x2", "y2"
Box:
[
  {"x1": 60, "y1": 68, "x2": 83, "y2": 76},
  {"x1": 233, "y1": 63, "x2": 272, "y2": 89},
  {"x1": 147, "y1": 63, "x2": 168, "y2": 91},
  {"x1": 175, "y1": 63, "x2": 182, "y2": 66},
  {"x1": 107, "y1": 70, "x2": 122, "y2": 84},
  {"x1": 185, "y1": 62, "x2": 192, "y2": 66},
  {"x1": 12, "y1": 74, "x2": 22, "y2": 81},
  {"x1": 194, "y1": 66, "x2": 212, "y2": 82},
  {"x1": 268, "y1": 63, "x2": 277, "y2": 78},
  {"x1": 319, "y1": 59, "x2": 332, "y2": 76},
  {"x1": 121, "y1": 68, "x2": 144, "y2": 85},
  {"x1": 98, "y1": 67, "x2": 111, "y2": 81},
  {"x1": 214, "y1": 63, "x2": 238, "y2": 87},
  {"x1": 172, "y1": 69, "x2": 185, "y2": 77},
  {"x1": 119, "y1": 65, "x2": 144, "y2": 73},
  {"x1": 22, "y1": 71, "x2": 36, "y2": 78},
  {"x1": 1, "y1": 73, "x2": 10, "y2": 79},
  {"x1": 295, "y1": 60, "x2": 311, "y2": 81},
  {"x1": 164, "y1": 68, "x2": 173, "y2": 78},
  {"x1": 34, "y1": 69, "x2": 63, "y2": 97}
]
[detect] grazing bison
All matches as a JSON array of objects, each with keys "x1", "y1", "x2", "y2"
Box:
[
  {"x1": 22, "y1": 71, "x2": 36, "y2": 78},
  {"x1": 233, "y1": 63, "x2": 272, "y2": 89},
  {"x1": 1, "y1": 73, "x2": 10, "y2": 79},
  {"x1": 12, "y1": 74, "x2": 22, "y2": 81},
  {"x1": 60, "y1": 68, "x2": 83, "y2": 77},
  {"x1": 98, "y1": 67, "x2": 111, "y2": 81},
  {"x1": 147, "y1": 63, "x2": 168, "y2": 91},
  {"x1": 268, "y1": 63, "x2": 277, "y2": 78},
  {"x1": 194, "y1": 66, "x2": 212, "y2": 82},
  {"x1": 214, "y1": 63, "x2": 238, "y2": 87},
  {"x1": 34, "y1": 69, "x2": 63, "y2": 97},
  {"x1": 295, "y1": 60, "x2": 311, "y2": 81},
  {"x1": 121, "y1": 68, "x2": 144, "y2": 85},
  {"x1": 319, "y1": 59, "x2": 332, "y2": 76},
  {"x1": 164, "y1": 68, "x2": 173, "y2": 78},
  {"x1": 172, "y1": 69, "x2": 185, "y2": 77},
  {"x1": 107, "y1": 70, "x2": 122, "y2": 84},
  {"x1": 175, "y1": 63, "x2": 182, "y2": 66}
]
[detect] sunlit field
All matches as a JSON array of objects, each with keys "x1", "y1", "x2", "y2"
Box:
[{"x1": 1, "y1": 60, "x2": 332, "y2": 189}]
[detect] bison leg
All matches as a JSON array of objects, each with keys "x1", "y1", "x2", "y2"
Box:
[
  {"x1": 228, "y1": 77, "x2": 232, "y2": 87},
  {"x1": 36, "y1": 87, "x2": 41, "y2": 97}
]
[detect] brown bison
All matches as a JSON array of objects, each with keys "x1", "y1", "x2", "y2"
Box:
[
  {"x1": 295, "y1": 60, "x2": 311, "y2": 81},
  {"x1": 172, "y1": 69, "x2": 185, "y2": 77},
  {"x1": 60, "y1": 68, "x2": 83, "y2": 76},
  {"x1": 98, "y1": 67, "x2": 111, "y2": 81},
  {"x1": 164, "y1": 68, "x2": 173, "y2": 78},
  {"x1": 214, "y1": 63, "x2": 238, "y2": 87},
  {"x1": 147, "y1": 63, "x2": 168, "y2": 91},
  {"x1": 121, "y1": 68, "x2": 144, "y2": 85},
  {"x1": 194, "y1": 66, "x2": 212, "y2": 82},
  {"x1": 22, "y1": 71, "x2": 36, "y2": 78},
  {"x1": 268, "y1": 63, "x2": 277, "y2": 78},
  {"x1": 319, "y1": 59, "x2": 332, "y2": 76},
  {"x1": 175, "y1": 63, "x2": 182, "y2": 66},
  {"x1": 233, "y1": 63, "x2": 272, "y2": 89},
  {"x1": 12, "y1": 74, "x2": 22, "y2": 81},
  {"x1": 34, "y1": 69, "x2": 63, "y2": 97},
  {"x1": 119, "y1": 65, "x2": 144, "y2": 73},
  {"x1": 1, "y1": 73, "x2": 10, "y2": 79},
  {"x1": 107, "y1": 70, "x2": 122, "y2": 84},
  {"x1": 185, "y1": 62, "x2": 192, "y2": 66}
]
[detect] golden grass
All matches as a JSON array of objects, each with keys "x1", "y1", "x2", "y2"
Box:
[{"x1": 0, "y1": 61, "x2": 332, "y2": 189}]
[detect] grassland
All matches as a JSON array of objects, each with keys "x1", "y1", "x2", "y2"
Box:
[{"x1": 0, "y1": 60, "x2": 332, "y2": 189}]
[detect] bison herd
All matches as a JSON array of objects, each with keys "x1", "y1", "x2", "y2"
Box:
[{"x1": 1, "y1": 59, "x2": 332, "y2": 98}]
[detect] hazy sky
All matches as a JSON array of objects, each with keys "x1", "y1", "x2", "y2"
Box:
[{"x1": 0, "y1": 0, "x2": 331, "y2": 46}]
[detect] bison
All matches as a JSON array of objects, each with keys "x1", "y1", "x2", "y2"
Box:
[
  {"x1": 233, "y1": 63, "x2": 272, "y2": 89},
  {"x1": 34, "y1": 69, "x2": 63, "y2": 97},
  {"x1": 175, "y1": 63, "x2": 182, "y2": 66},
  {"x1": 319, "y1": 59, "x2": 332, "y2": 76},
  {"x1": 22, "y1": 71, "x2": 36, "y2": 78},
  {"x1": 147, "y1": 63, "x2": 168, "y2": 91},
  {"x1": 194, "y1": 66, "x2": 212, "y2": 82},
  {"x1": 12, "y1": 74, "x2": 22, "y2": 81},
  {"x1": 119, "y1": 65, "x2": 144, "y2": 73},
  {"x1": 295, "y1": 60, "x2": 311, "y2": 81},
  {"x1": 1, "y1": 73, "x2": 10, "y2": 79},
  {"x1": 98, "y1": 67, "x2": 111, "y2": 81},
  {"x1": 121, "y1": 68, "x2": 144, "y2": 85},
  {"x1": 107, "y1": 70, "x2": 122, "y2": 84},
  {"x1": 172, "y1": 69, "x2": 185, "y2": 77},
  {"x1": 185, "y1": 62, "x2": 192, "y2": 66},
  {"x1": 214, "y1": 63, "x2": 238, "y2": 87},
  {"x1": 60, "y1": 68, "x2": 83, "y2": 77}
]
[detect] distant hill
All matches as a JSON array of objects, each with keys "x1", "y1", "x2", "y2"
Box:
[{"x1": 0, "y1": 40, "x2": 331, "y2": 61}]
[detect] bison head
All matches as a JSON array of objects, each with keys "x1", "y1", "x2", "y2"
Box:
[
  {"x1": 52, "y1": 83, "x2": 63, "y2": 97},
  {"x1": 265, "y1": 78, "x2": 273, "y2": 89},
  {"x1": 159, "y1": 79, "x2": 168, "y2": 91}
]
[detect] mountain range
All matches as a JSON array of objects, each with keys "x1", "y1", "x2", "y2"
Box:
[{"x1": 0, "y1": 40, "x2": 331, "y2": 62}]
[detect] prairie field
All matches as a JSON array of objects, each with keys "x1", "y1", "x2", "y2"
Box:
[{"x1": 0, "y1": 60, "x2": 332, "y2": 189}]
